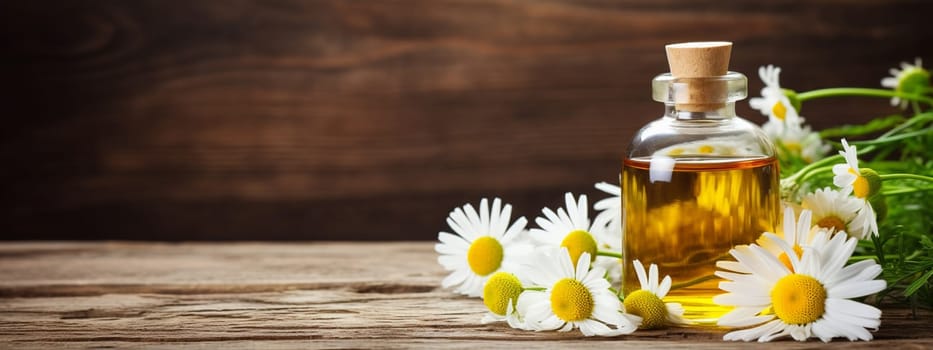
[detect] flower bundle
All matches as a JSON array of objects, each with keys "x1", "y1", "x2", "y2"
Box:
[{"x1": 435, "y1": 59, "x2": 933, "y2": 342}]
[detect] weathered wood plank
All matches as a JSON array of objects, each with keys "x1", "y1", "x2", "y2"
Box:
[
  {"x1": 0, "y1": 242, "x2": 930, "y2": 348},
  {"x1": 3, "y1": 1, "x2": 933, "y2": 240}
]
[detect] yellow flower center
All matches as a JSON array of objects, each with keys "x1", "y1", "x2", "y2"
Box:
[
  {"x1": 550, "y1": 278, "x2": 594, "y2": 322},
  {"x1": 777, "y1": 244, "x2": 803, "y2": 272},
  {"x1": 853, "y1": 174, "x2": 870, "y2": 199},
  {"x1": 772, "y1": 101, "x2": 787, "y2": 121},
  {"x1": 467, "y1": 236, "x2": 503, "y2": 276},
  {"x1": 698, "y1": 145, "x2": 715, "y2": 154},
  {"x1": 561, "y1": 230, "x2": 598, "y2": 267},
  {"x1": 483, "y1": 272, "x2": 523, "y2": 316},
  {"x1": 623, "y1": 289, "x2": 667, "y2": 329},
  {"x1": 771, "y1": 274, "x2": 826, "y2": 325},
  {"x1": 816, "y1": 215, "x2": 847, "y2": 233}
]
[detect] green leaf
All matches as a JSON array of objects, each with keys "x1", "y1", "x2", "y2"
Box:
[
  {"x1": 921, "y1": 235, "x2": 933, "y2": 249},
  {"x1": 904, "y1": 269, "x2": 933, "y2": 296}
]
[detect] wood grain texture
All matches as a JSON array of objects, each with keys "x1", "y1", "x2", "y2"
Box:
[
  {"x1": 0, "y1": 242, "x2": 931, "y2": 349},
  {"x1": 2, "y1": 1, "x2": 933, "y2": 240}
]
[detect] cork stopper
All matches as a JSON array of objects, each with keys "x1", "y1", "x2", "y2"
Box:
[{"x1": 665, "y1": 41, "x2": 732, "y2": 112}]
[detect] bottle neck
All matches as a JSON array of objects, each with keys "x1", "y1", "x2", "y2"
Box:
[{"x1": 664, "y1": 102, "x2": 736, "y2": 120}]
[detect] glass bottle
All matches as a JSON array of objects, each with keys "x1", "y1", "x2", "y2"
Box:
[{"x1": 620, "y1": 42, "x2": 781, "y2": 325}]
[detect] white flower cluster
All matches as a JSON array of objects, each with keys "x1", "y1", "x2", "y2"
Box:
[
  {"x1": 750, "y1": 65, "x2": 830, "y2": 163},
  {"x1": 435, "y1": 190, "x2": 685, "y2": 336}
]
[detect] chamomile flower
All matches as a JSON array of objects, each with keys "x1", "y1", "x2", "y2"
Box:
[
  {"x1": 750, "y1": 65, "x2": 802, "y2": 129},
  {"x1": 880, "y1": 58, "x2": 930, "y2": 109},
  {"x1": 715, "y1": 232, "x2": 886, "y2": 342},
  {"x1": 530, "y1": 193, "x2": 612, "y2": 269},
  {"x1": 518, "y1": 248, "x2": 639, "y2": 336},
  {"x1": 762, "y1": 121, "x2": 830, "y2": 163},
  {"x1": 623, "y1": 260, "x2": 688, "y2": 329},
  {"x1": 436, "y1": 198, "x2": 531, "y2": 297},
  {"x1": 831, "y1": 139, "x2": 881, "y2": 238},
  {"x1": 801, "y1": 187, "x2": 865, "y2": 239},
  {"x1": 480, "y1": 271, "x2": 527, "y2": 329}
]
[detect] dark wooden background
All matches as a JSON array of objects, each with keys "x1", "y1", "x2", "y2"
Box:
[{"x1": 3, "y1": 0, "x2": 932, "y2": 241}]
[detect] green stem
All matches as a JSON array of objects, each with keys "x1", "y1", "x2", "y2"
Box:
[
  {"x1": 597, "y1": 250, "x2": 623, "y2": 259},
  {"x1": 797, "y1": 88, "x2": 933, "y2": 106},
  {"x1": 524, "y1": 286, "x2": 546, "y2": 292},
  {"x1": 881, "y1": 112, "x2": 933, "y2": 138},
  {"x1": 905, "y1": 250, "x2": 923, "y2": 261},
  {"x1": 797, "y1": 165, "x2": 836, "y2": 184},
  {"x1": 849, "y1": 254, "x2": 900, "y2": 262},
  {"x1": 880, "y1": 173, "x2": 933, "y2": 183},
  {"x1": 849, "y1": 128, "x2": 933, "y2": 147},
  {"x1": 669, "y1": 274, "x2": 718, "y2": 290},
  {"x1": 883, "y1": 187, "x2": 933, "y2": 196},
  {"x1": 784, "y1": 154, "x2": 843, "y2": 183}
]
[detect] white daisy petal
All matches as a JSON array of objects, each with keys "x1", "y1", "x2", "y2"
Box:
[
  {"x1": 828, "y1": 280, "x2": 887, "y2": 299},
  {"x1": 716, "y1": 260, "x2": 751, "y2": 274},
  {"x1": 446, "y1": 214, "x2": 473, "y2": 240},
  {"x1": 479, "y1": 198, "x2": 490, "y2": 234},
  {"x1": 500, "y1": 217, "x2": 527, "y2": 245},
  {"x1": 811, "y1": 319, "x2": 837, "y2": 342},
  {"x1": 563, "y1": 193, "x2": 579, "y2": 227},
  {"x1": 540, "y1": 314, "x2": 565, "y2": 331},
  {"x1": 781, "y1": 324, "x2": 808, "y2": 342},
  {"x1": 823, "y1": 313, "x2": 872, "y2": 341},
  {"x1": 463, "y1": 203, "x2": 482, "y2": 230},
  {"x1": 437, "y1": 254, "x2": 463, "y2": 270},
  {"x1": 718, "y1": 307, "x2": 774, "y2": 328},
  {"x1": 557, "y1": 320, "x2": 573, "y2": 332},
  {"x1": 723, "y1": 319, "x2": 782, "y2": 342},
  {"x1": 657, "y1": 275, "x2": 672, "y2": 298},
  {"x1": 441, "y1": 267, "x2": 469, "y2": 288},
  {"x1": 825, "y1": 259, "x2": 880, "y2": 286},
  {"x1": 825, "y1": 299, "x2": 881, "y2": 329},
  {"x1": 575, "y1": 253, "x2": 592, "y2": 279},
  {"x1": 449, "y1": 208, "x2": 477, "y2": 240},
  {"x1": 633, "y1": 260, "x2": 649, "y2": 289},
  {"x1": 648, "y1": 263, "x2": 659, "y2": 295},
  {"x1": 437, "y1": 232, "x2": 471, "y2": 251},
  {"x1": 576, "y1": 194, "x2": 589, "y2": 228},
  {"x1": 556, "y1": 207, "x2": 574, "y2": 231},
  {"x1": 489, "y1": 198, "x2": 502, "y2": 232}
]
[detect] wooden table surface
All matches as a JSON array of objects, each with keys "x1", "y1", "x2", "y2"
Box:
[{"x1": 1, "y1": 242, "x2": 930, "y2": 349}]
